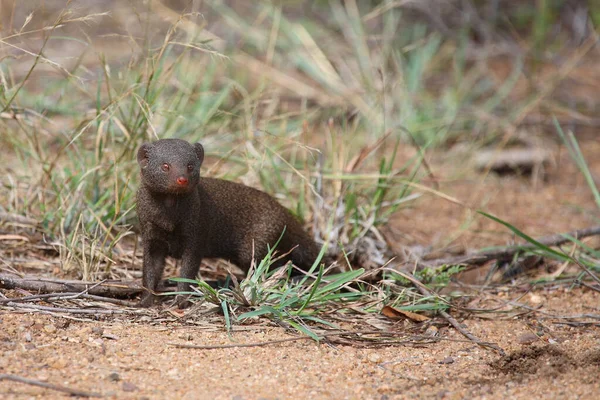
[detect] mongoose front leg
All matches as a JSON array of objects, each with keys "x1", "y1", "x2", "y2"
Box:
[
  {"x1": 176, "y1": 247, "x2": 203, "y2": 308},
  {"x1": 140, "y1": 239, "x2": 168, "y2": 307}
]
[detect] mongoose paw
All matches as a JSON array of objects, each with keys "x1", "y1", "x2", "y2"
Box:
[{"x1": 139, "y1": 292, "x2": 158, "y2": 307}]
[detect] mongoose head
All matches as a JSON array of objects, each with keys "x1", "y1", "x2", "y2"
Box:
[{"x1": 137, "y1": 139, "x2": 204, "y2": 194}]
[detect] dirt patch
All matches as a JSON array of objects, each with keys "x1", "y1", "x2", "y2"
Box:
[
  {"x1": 511, "y1": 345, "x2": 600, "y2": 377},
  {"x1": 491, "y1": 345, "x2": 576, "y2": 378},
  {"x1": 582, "y1": 349, "x2": 600, "y2": 366},
  {"x1": 1, "y1": 289, "x2": 599, "y2": 399}
]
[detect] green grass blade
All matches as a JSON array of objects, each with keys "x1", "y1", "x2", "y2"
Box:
[
  {"x1": 295, "y1": 264, "x2": 325, "y2": 315},
  {"x1": 554, "y1": 118, "x2": 600, "y2": 210},
  {"x1": 478, "y1": 211, "x2": 569, "y2": 261}
]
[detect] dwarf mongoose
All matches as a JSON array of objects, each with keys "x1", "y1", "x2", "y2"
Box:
[{"x1": 136, "y1": 139, "x2": 319, "y2": 306}]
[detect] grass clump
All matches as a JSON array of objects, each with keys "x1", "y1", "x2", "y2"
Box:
[{"x1": 171, "y1": 239, "x2": 365, "y2": 338}]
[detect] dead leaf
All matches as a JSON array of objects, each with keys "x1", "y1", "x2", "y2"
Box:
[
  {"x1": 167, "y1": 309, "x2": 186, "y2": 318},
  {"x1": 381, "y1": 306, "x2": 430, "y2": 322}
]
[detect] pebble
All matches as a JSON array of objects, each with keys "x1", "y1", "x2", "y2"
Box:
[
  {"x1": 367, "y1": 353, "x2": 382, "y2": 363},
  {"x1": 167, "y1": 368, "x2": 179, "y2": 377},
  {"x1": 425, "y1": 325, "x2": 439, "y2": 336},
  {"x1": 50, "y1": 358, "x2": 69, "y2": 369},
  {"x1": 517, "y1": 333, "x2": 539, "y2": 345},
  {"x1": 102, "y1": 332, "x2": 120, "y2": 340},
  {"x1": 439, "y1": 356, "x2": 455, "y2": 364},
  {"x1": 108, "y1": 372, "x2": 121, "y2": 382},
  {"x1": 122, "y1": 381, "x2": 138, "y2": 392}
]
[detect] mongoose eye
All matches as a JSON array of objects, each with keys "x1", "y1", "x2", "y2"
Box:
[
  {"x1": 161, "y1": 163, "x2": 170, "y2": 172},
  {"x1": 187, "y1": 164, "x2": 194, "y2": 172}
]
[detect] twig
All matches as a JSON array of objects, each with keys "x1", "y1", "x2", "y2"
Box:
[
  {"x1": 580, "y1": 281, "x2": 600, "y2": 293},
  {"x1": 395, "y1": 270, "x2": 506, "y2": 356},
  {"x1": 170, "y1": 335, "x2": 314, "y2": 349},
  {"x1": 0, "y1": 273, "x2": 142, "y2": 298},
  {"x1": 168, "y1": 330, "x2": 477, "y2": 350},
  {"x1": 423, "y1": 225, "x2": 600, "y2": 268},
  {"x1": 0, "y1": 374, "x2": 102, "y2": 398},
  {"x1": 437, "y1": 309, "x2": 504, "y2": 355},
  {"x1": 0, "y1": 212, "x2": 38, "y2": 226},
  {"x1": 0, "y1": 292, "x2": 137, "y2": 307},
  {"x1": 5, "y1": 302, "x2": 127, "y2": 315}
]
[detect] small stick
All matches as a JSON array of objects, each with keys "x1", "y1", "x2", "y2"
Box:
[
  {"x1": 0, "y1": 374, "x2": 102, "y2": 398},
  {"x1": 168, "y1": 330, "x2": 474, "y2": 350},
  {"x1": 0, "y1": 212, "x2": 38, "y2": 226},
  {"x1": 0, "y1": 273, "x2": 142, "y2": 298},
  {"x1": 395, "y1": 270, "x2": 505, "y2": 355},
  {"x1": 170, "y1": 335, "x2": 314, "y2": 349},
  {"x1": 437, "y1": 309, "x2": 505, "y2": 355},
  {"x1": 423, "y1": 225, "x2": 600, "y2": 268},
  {"x1": 5, "y1": 302, "x2": 127, "y2": 315},
  {"x1": 0, "y1": 292, "x2": 137, "y2": 307}
]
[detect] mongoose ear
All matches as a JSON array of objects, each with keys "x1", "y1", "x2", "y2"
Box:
[
  {"x1": 137, "y1": 143, "x2": 151, "y2": 168},
  {"x1": 193, "y1": 143, "x2": 205, "y2": 166}
]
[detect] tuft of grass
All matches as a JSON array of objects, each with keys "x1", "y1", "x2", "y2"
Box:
[{"x1": 170, "y1": 239, "x2": 366, "y2": 337}]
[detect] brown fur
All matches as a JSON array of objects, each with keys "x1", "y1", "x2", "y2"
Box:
[{"x1": 136, "y1": 139, "x2": 319, "y2": 306}]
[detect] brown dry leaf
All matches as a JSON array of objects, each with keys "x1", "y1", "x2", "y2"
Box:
[
  {"x1": 381, "y1": 306, "x2": 430, "y2": 322},
  {"x1": 167, "y1": 309, "x2": 186, "y2": 318}
]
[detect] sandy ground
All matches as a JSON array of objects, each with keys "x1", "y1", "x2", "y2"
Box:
[
  {"x1": 0, "y1": 289, "x2": 599, "y2": 400},
  {"x1": 1, "y1": 3, "x2": 600, "y2": 398}
]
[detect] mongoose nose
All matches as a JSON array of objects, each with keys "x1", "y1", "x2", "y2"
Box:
[{"x1": 176, "y1": 177, "x2": 189, "y2": 186}]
